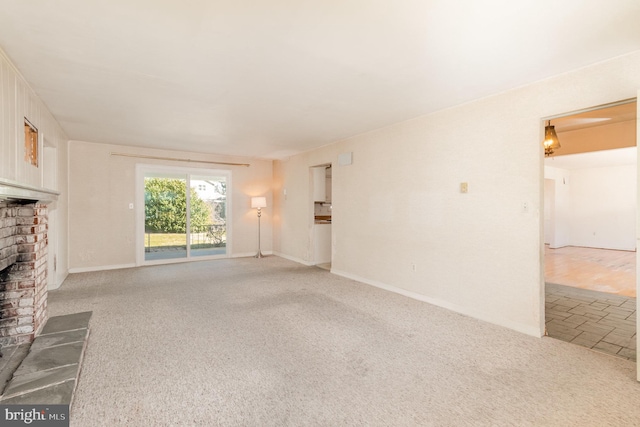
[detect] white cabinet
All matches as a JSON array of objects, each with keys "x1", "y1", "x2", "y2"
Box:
[
  {"x1": 314, "y1": 224, "x2": 331, "y2": 264},
  {"x1": 313, "y1": 167, "x2": 327, "y2": 202},
  {"x1": 325, "y1": 176, "x2": 332, "y2": 203}
]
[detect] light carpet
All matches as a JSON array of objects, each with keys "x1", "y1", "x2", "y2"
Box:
[{"x1": 48, "y1": 256, "x2": 640, "y2": 426}]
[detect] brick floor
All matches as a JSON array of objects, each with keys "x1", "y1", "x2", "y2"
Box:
[{"x1": 545, "y1": 283, "x2": 636, "y2": 361}]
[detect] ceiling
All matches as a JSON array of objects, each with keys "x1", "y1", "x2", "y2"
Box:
[
  {"x1": 1, "y1": 1, "x2": 640, "y2": 159},
  {"x1": 553, "y1": 101, "x2": 637, "y2": 133}
]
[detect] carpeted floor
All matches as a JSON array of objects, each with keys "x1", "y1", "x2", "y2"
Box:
[{"x1": 49, "y1": 256, "x2": 640, "y2": 426}]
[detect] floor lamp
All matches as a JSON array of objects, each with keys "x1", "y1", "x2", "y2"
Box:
[{"x1": 251, "y1": 197, "x2": 266, "y2": 258}]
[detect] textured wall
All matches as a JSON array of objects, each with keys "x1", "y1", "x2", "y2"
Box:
[
  {"x1": 67, "y1": 141, "x2": 273, "y2": 270},
  {"x1": 273, "y1": 50, "x2": 640, "y2": 337}
]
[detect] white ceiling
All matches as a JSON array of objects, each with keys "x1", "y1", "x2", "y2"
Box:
[{"x1": 1, "y1": 1, "x2": 640, "y2": 159}]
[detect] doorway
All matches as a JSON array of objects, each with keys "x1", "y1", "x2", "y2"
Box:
[
  {"x1": 137, "y1": 165, "x2": 230, "y2": 265},
  {"x1": 542, "y1": 99, "x2": 637, "y2": 363},
  {"x1": 311, "y1": 164, "x2": 332, "y2": 269}
]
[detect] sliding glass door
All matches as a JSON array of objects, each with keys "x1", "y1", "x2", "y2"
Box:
[
  {"x1": 144, "y1": 172, "x2": 188, "y2": 260},
  {"x1": 140, "y1": 167, "x2": 229, "y2": 263},
  {"x1": 189, "y1": 175, "x2": 227, "y2": 257}
]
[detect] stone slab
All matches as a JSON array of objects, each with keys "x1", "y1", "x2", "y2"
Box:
[
  {"x1": 0, "y1": 380, "x2": 75, "y2": 405},
  {"x1": 40, "y1": 312, "x2": 92, "y2": 335},
  {"x1": 562, "y1": 314, "x2": 588, "y2": 326},
  {"x1": 29, "y1": 329, "x2": 88, "y2": 352},
  {"x1": 596, "y1": 317, "x2": 636, "y2": 332},
  {"x1": 0, "y1": 345, "x2": 19, "y2": 376},
  {"x1": 3, "y1": 364, "x2": 79, "y2": 399},
  {"x1": 570, "y1": 337, "x2": 596, "y2": 349},
  {"x1": 0, "y1": 311, "x2": 91, "y2": 408},
  {"x1": 553, "y1": 298, "x2": 582, "y2": 309},
  {"x1": 618, "y1": 348, "x2": 637, "y2": 361},
  {"x1": 593, "y1": 341, "x2": 622, "y2": 355},
  {"x1": 575, "y1": 321, "x2": 615, "y2": 335},
  {"x1": 602, "y1": 333, "x2": 635, "y2": 348},
  {"x1": 0, "y1": 344, "x2": 30, "y2": 394},
  {"x1": 13, "y1": 341, "x2": 84, "y2": 377}
]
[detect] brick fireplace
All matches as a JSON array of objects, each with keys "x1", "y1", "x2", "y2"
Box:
[{"x1": 0, "y1": 201, "x2": 48, "y2": 347}]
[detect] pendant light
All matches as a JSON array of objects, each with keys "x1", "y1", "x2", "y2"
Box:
[{"x1": 543, "y1": 120, "x2": 561, "y2": 156}]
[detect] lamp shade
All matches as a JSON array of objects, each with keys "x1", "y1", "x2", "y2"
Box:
[
  {"x1": 543, "y1": 121, "x2": 561, "y2": 156},
  {"x1": 251, "y1": 197, "x2": 267, "y2": 209}
]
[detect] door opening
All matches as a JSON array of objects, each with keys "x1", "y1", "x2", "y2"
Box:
[
  {"x1": 137, "y1": 165, "x2": 230, "y2": 265},
  {"x1": 311, "y1": 163, "x2": 332, "y2": 269},
  {"x1": 542, "y1": 99, "x2": 637, "y2": 365}
]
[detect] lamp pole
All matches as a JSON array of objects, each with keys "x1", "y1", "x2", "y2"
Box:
[
  {"x1": 251, "y1": 197, "x2": 267, "y2": 258},
  {"x1": 255, "y1": 206, "x2": 264, "y2": 258}
]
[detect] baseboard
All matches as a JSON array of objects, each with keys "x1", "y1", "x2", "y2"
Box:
[
  {"x1": 231, "y1": 251, "x2": 273, "y2": 259},
  {"x1": 69, "y1": 263, "x2": 136, "y2": 274},
  {"x1": 272, "y1": 251, "x2": 314, "y2": 266},
  {"x1": 48, "y1": 270, "x2": 69, "y2": 290},
  {"x1": 331, "y1": 269, "x2": 542, "y2": 338},
  {"x1": 69, "y1": 252, "x2": 277, "y2": 273}
]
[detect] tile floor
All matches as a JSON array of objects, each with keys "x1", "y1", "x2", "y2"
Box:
[
  {"x1": 545, "y1": 245, "x2": 636, "y2": 360},
  {"x1": 546, "y1": 283, "x2": 636, "y2": 361}
]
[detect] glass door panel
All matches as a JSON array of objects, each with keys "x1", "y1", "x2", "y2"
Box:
[
  {"x1": 144, "y1": 173, "x2": 188, "y2": 261},
  {"x1": 190, "y1": 175, "x2": 227, "y2": 257}
]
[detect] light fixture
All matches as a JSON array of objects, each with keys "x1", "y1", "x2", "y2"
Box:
[
  {"x1": 251, "y1": 197, "x2": 267, "y2": 258},
  {"x1": 543, "y1": 120, "x2": 561, "y2": 157}
]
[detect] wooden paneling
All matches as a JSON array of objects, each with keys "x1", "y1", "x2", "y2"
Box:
[
  {"x1": 1, "y1": 59, "x2": 17, "y2": 180},
  {"x1": 0, "y1": 50, "x2": 67, "y2": 187}
]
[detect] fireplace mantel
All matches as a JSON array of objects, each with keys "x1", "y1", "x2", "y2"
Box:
[{"x1": 0, "y1": 178, "x2": 59, "y2": 204}]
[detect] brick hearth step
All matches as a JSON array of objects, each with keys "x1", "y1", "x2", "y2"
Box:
[{"x1": 0, "y1": 311, "x2": 91, "y2": 406}]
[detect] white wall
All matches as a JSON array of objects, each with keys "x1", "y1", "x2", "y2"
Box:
[
  {"x1": 570, "y1": 164, "x2": 636, "y2": 250},
  {"x1": 543, "y1": 179, "x2": 554, "y2": 245},
  {"x1": 544, "y1": 166, "x2": 572, "y2": 248},
  {"x1": 274, "y1": 49, "x2": 640, "y2": 337},
  {"x1": 0, "y1": 49, "x2": 70, "y2": 287},
  {"x1": 67, "y1": 141, "x2": 273, "y2": 271},
  {"x1": 545, "y1": 147, "x2": 637, "y2": 252}
]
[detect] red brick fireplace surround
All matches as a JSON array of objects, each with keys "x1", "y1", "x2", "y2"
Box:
[
  {"x1": 0, "y1": 180, "x2": 58, "y2": 349},
  {"x1": 0, "y1": 202, "x2": 49, "y2": 346}
]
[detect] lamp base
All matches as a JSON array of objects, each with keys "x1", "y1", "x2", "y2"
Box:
[{"x1": 254, "y1": 251, "x2": 265, "y2": 259}]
